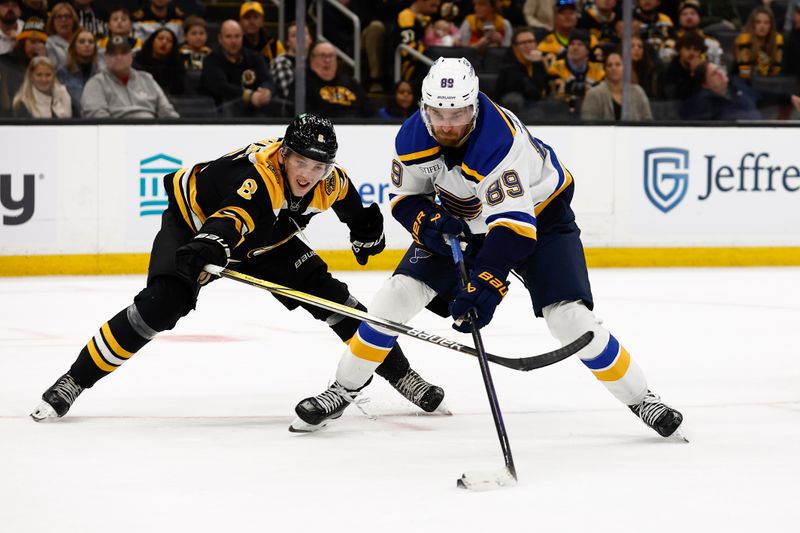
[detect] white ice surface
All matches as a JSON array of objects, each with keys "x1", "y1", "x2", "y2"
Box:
[{"x1": 1, "y1": 268, "x2": 798, "y2": 533}]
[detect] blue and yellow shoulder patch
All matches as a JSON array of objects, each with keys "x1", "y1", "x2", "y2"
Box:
[
  {"x1": 461, "y1": 93, "x2": 516, "y2": 183},
  {"x1": 394, "y1": 112, "x2": 441, "y2": 165}
]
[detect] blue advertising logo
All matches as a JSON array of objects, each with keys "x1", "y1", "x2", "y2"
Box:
[
  {"x1": 139, "y1": 154, "x2": 181, "y2": 217},
  {"x1": 643, "y1": 148, "x2": 689, "y2": 213}
]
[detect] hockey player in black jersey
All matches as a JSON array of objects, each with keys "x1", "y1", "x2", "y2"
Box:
[{"x1": 30, "y1": 114, "x2": 445, "y2": 422}]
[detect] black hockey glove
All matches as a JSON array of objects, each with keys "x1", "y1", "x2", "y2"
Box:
[
  {"x1": 175, "y1": 233, "x2": 230, "y2": 283},
  {"x1": 449, "y1": 268, "x2": 509, "y2": 332},
  {"x1": 411, "y1": 206, "x2": 469, "y2": 257},
  {"x1": 350, "y1": 203, "x2": 386, "y2": 266}
]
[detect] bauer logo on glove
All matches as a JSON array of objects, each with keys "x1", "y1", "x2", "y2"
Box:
[{"x1": 449, "y1": 270, "x2": 509, "y2": 332}]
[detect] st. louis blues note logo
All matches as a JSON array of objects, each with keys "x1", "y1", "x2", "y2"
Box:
[
  {"x1": 643, "y1": 148, "x2": 689, "y2": 213},
  {"x1": 409, "y1": 247, "x2": 433, "y2": 264}
]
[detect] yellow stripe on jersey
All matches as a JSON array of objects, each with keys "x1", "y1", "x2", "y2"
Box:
[
  {"x1": 488, "y1": 220, "x2": 537, "y2": 240},
  {"x1": 348, "y1": 334, "x2": 392, "y2": 363},
  {"x1": 461, "y1": 163, "x2": 485, "y2": 182},
  {"x1": 592, "y1": 346, "x2": 631, "y2": 381},
  {"x1": 398, "y1": 146, "x2": 441, "y2": 163},
  {"x1": 534, "y1": 168, "x2": 574, "y2": 216},
  {"x1": 209, "y1": 206, "x2": 255, "y2": 236},
  {"x1": 188, "y1": 167, "x2": 207, "y2": 224},
  {"x1": 101, "y1": 323, "x2": 133, "y2": 359},
  {"x1": 489, "y1": 100, "x2": 516, "y2": 137},
  {"x1": 171, "y1": 168, "x2": 194, "y2": 230},
  {"x1": 390, "y1": 195, "x2": 410, "y2": 210},
  {"x1": 87, "y1": 338, "x2": 117, "y2": 372}
]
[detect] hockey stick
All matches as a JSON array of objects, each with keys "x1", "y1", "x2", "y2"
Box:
[
  {"x1": 203, "y1": 265, "x2": 591, "y2": 371},
  {"x1": 448, "y1": 236, "x2": 517, "y2": 490}
]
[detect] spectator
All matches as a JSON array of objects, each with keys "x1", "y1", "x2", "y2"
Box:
[
  {"x1": 662, "y1": 30, "x2": 704, "y2": 99},
  {"x1": 425, "y1": 5, "x2": 462, "y2": 47},
  {"x1": 675, "y1": 0, "x2": 722, "y2": 65},
  {"x1": 133, "y1": 0, "x2": 184, "y2": 44},
  {"x1": 523, "y1": 0, "x2": 553, "y2": 31},
  {"x1": 80, "y1": 35, "x2": 178, "y2": 118},
  {"x1": 270, "y1": 19, "x2": 312, "y2": 100},
  {"x1": 539, "y1": 0, "x2": 597, "y2": 66},
  {"x1": 633, "y1": 0, "x2": 675, "y2": 64},
  {"x1": 378, "y1": 79, "x2": 415, "y2": 119},
  {"x1": 0, "y1": 0, "x2": 23, "y2": 55},
  {"x1": 581, "y1": 49, "x2": 653, "y2": 120},
  {"x1": 239, "y1": 1, "x2": 283, "y2": 65},
  {"x1": 734, "y1": 6, "x2": 784, "y2": 80},
  {"x1": 45, "y1": 2, "x2": 79, "y2": 70},
  {"x1": 460, "y1": 0, "x2": 512, "y2": 50},
  {"x1": 99, "y1": 7, "x2": 142, "y2": 55},
  {"x1": 682, "y1": 61, "x2": 762, "y2": 119},
  {"x1": 12, "y1": 54, "x2": 71, "y2": 117},
  {"x1": 785, "y1": 1, "x2": 799, "y2": 33},
  {"x1": 495, "y1": 26, "x2": 548, "y2": 113},
  {"x1": 304, "y1": 40, "x2": 374, "y2": 118},
  {"x1": 631, "y1": 33, "x2": 662, "y2": 97},
  {"x1": 134, "y1": 27, "x2": 183, "y2": 94},
  {"x1": 72, "y1": 0, "x2": 107, "y2": 38},
  {"x1": 200, "y1": 19, "x2": 275, "y2": 117},
  {"x1": 701, "y1": 0, "x2": 740, "y2": 30},
  {"x1": 19, "y1": 0, "x2": 45, "y2": 21},
  {"x1": 547, "y1": 28, "x2": 604, "y2": 111},
  {"x1": 579, "y1": 0, "x2": 620, "y2": 47},
  {"x1": 394, "y1": 0, "x2": 440, "y2": 88},
  {"x1": 498, "y1": 0, "x2": 526, "y2": 26},
  {"x1": 56, "y1": 28, "x2": 98, "y2": 115},
  {"x1": 179, "y1": 15, "x2": 209, "y2": 71},
  {"x1": 0, "y1": 17, "x2": 47, "y2": 116},
  {"x1": 785, "y1": 4, "x2": 800, "y2": 75}
]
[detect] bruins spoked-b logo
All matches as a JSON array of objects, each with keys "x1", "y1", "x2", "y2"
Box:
[
  {"x1": 241, "y1": 69, "x2": 256, "y2": 87},
  {"x1": 643, "y1": 148, "x2": 689, "y2": 213}
]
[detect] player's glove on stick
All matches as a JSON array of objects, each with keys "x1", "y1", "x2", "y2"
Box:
[
  {"x1": 449, "y1": 269, "x2": 509, "y2": 332},
  {"x1": 350, "y1": 203, "x2": 386, "y2": 266},
  {"x1": 175, "y1": 233, "x2": 231, "y2": 283},
  {"x1": 412, "y1": 206, "x2": 469, "y2": 257}
]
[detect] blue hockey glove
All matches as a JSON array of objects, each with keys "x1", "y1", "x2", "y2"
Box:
[
  {"x1": 411, "y1": 206, "x2": 469, "y2": 256},
  {"x1": 175, "y1": 233, "x2": 230, "y2": 283},
  {"x1": 350, "y1": 203, "x2": 386, "y2": 266},
  {"x1": 449, "y1": 269, "x2": 509, "y2": 332}
]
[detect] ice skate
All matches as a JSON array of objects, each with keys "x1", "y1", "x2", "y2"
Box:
[
  {"x1": 290, "y1": 379, "x2": 371, "y2": 433},
  {"x1": 629, "y1": 390, "x2": 687, "y2": 441},
  {"x1": 387, "y1": 368, "x2": 448, "y2": 414},
  {"x1": 30, "y1": 373, "x2": 84, "y2": 422}
]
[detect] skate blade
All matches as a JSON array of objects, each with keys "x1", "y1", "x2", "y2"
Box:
[
  {"x1": 434, "y1": 401, "x2": 453, "y2": 416},
  {"x1": 670, "y1": 426, "x2": 689, "y2": 443},
  {"x1": 288, "y1": 417, "x2": 330, "y2": 433},
  {"x1": 30, "y1": 402, "x2": 59, "y2": 423},
  {"x1": 456, "y1": 468, "x2": 517, "y2": 491}
]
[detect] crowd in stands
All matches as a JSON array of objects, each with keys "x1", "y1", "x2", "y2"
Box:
[{"x1": 1, "y1": 0, "x2": 799, "y2": 121}]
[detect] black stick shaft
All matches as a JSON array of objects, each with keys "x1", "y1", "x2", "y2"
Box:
[{"x1": 448, "y1": 237, "x2": 517, "y2": 480}]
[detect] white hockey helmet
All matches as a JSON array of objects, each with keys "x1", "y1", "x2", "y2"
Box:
[{"x1": 420, "y1": 57, "x2": 480, "y2": 140}]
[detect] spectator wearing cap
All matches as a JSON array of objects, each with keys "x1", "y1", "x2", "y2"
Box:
[
  {"x1": 270, "y1": 19, "x2": 312, "y2": 100},
  {"x1": 133, "y1": 0, "x2": 184, "y2": 44},
  {"x1": 99, "y1": 7, "x2": 142, "y2": 56},
  {"x1": 134, "y1": 27, "x2": 183, "y2": 94},
  {"x1": 546, "y1": 28, "x2": 605, "y2": 111},
  {"x1": 72, "y1": 0, "x2": 108, "y2": 39},
  {"x1": 496, "y1": 26, "x2": 548, "y2": 114},
  {"x1": 734, "y1": 6, "x2": 783, "y2": 80},
  {"x1": 0, "y1": 0, "x2": 24, "y2": 55},
  {"x1": 239, "y1": 1, "x2": 283, "y2": 65},
  {"x1": 45, "y1": 2, "x2": 79, "y2": 70},
  {"x1": 661, "y1": 30, "x2": 704, "y2": 99},
  {"x1": 179, "y1": 15, "x2": 209, "y2": 71},
  {"x1": 12, "y1": 55, "x2": 71, "y2": 117},
  {"x1": 539, "y1": 0, "x2": 597, "y2": 67},
  {"x1": 578, "y1": 0, "x2": 620, "y2": 48},
  {"x1": 582, "y1": 49, "x2": 652, "y2": 120},
  {"x1": 56, "y1": 28, "x2": 99, "y2": 115},
  {"x1": 523, "y1": 0, "x2": 553, "y2": 31},
  {"x1": 301, "y1": 40, "x2": 374, "y2": 118},
  {"x1": 0, "y1": 16, "x2": 47, "y2": 115},
  {"x1": 785, "y1": 4, "x2": 800, "y2": 75},
  {"x1": 80, "y1": 35, "x2": 178, "y2": 118},
  {"x1": 200, "y1": 19, "x2": 276, "y2": 117},
  {"x1": 675, "y1": 0, "x2": 722, "y2": 65},
  {"x1": 460, "y1": 0, "x2": 512, "y2": 51},
  {"x1": 633, "y1": 0, "x2": 675, "y2": 65}
]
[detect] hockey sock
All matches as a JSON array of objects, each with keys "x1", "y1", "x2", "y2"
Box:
[
  {"x1": 580, "y1": 333, "x2": 647, "y2": 405},
  {"x1": 69, "y1": 304, "x2": 155, "y2": 388},
  {"x1": 336, "y1": 322, "x2": 398, "y2": 390}
]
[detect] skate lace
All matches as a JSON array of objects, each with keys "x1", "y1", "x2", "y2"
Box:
[
  {"x1": 635, "y1": 392, "x2": 668, "y2": 428},
  {"x1": 393, "y1": 369, "x2": 430, "y2": 404},
  {"x1": 318, "y1": 382, "x2": 374, "y2": 420},
  {"x1": 54, "y1": 375, "x2": 83, "y2": 405}
]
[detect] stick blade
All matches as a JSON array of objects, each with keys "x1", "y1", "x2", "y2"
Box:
[{"x1": 456, "y1": 468, "x2": 517, "y2": 491}]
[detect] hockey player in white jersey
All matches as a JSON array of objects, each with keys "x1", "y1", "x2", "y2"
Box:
[{"x1": 290, "y1": 57, "x2": 684, "y2": 438}]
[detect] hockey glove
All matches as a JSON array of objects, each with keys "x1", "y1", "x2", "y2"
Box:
[
  {"x1": 449, "y1": 269, "x2": 509, "y2": 332},
  {"x1": 350, "y1": 203, "x2": 386, "y2": 266},
  {"x1": 175, "y1": 233, "x2": 231, "y2": 283},
  {"x1": 411, "y1": 206, "x2": 469, "y2": 257}
]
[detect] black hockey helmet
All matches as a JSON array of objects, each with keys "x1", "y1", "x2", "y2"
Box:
[{"x1": 283, "y1": 113, "x2": 338, "y2": 165}]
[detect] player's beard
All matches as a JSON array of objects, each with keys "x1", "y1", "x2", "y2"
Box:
[{"x1": 433, "y1": 125, "x2": 469, "y2": 147}]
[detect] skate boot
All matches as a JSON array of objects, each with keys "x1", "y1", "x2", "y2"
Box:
[
  {"x1": 30, "y1": 373, "x2": 84, "y2": 422},
  {"x1": 629, "y1": 390, "x2": 685, "y2": 439},
  {"x1": 388, "y1": 368, "x2": 445, "y2": 413},
  {"x1": 290, "y1": 378, "x2": 371, "y2": 433}
]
